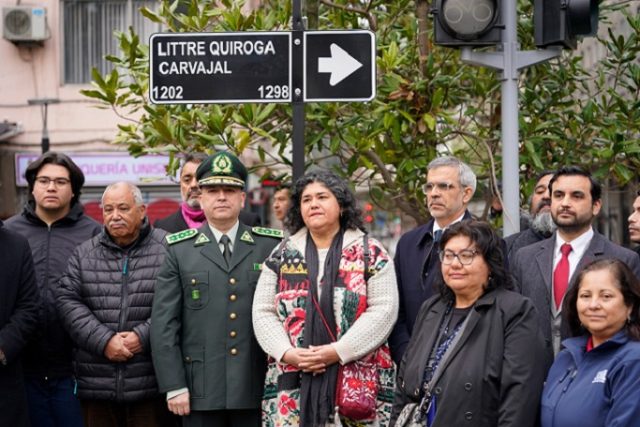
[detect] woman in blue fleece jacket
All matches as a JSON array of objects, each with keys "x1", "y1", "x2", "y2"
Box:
[{"x1": 541, "y1": 258, "x2": 640, "y2": 427}]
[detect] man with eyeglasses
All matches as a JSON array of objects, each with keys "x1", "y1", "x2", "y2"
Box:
[
  {"x1": 154, "y1": 153, "x2": 261, "y2": 233},
  {"x1": 389, "y1": 156, "x2": 476, "y2": 365},
  {"x1": 5, "y1": 152, "x2": 101, "y2": 427}
]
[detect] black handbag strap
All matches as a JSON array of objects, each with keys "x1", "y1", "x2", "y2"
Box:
[
  {"x1": 424, "y1": 311, "x2": 472, "y2": 395},
  {"x1": 363, "y1": 233, "x2": 370, "y2": 282}
]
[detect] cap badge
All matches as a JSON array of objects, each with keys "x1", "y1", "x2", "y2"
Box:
[{"x1": 212, "y1": 153, "x2": 233, "y2": 174}]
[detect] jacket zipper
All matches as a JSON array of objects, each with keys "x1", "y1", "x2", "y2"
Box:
[
  {"x1": 42, "y1": 224, "x2": 53, "y2": 380},
  {"x1": 116, "y1": 253, "x2": 130, "y2": 401},
  {"x1": 552, "y1": 368, "x2": 578, "y2": 425}
]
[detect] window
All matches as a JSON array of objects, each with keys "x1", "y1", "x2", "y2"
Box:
[{"x1": 61, "y1": 0, "x2": 161, "y2": 84}]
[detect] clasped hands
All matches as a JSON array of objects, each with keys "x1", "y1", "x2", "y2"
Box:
[
  {"x1": 282, "y1": 344, "x2": 341, "y2": 375},
  {"x1": 104, "y1": 331, "x2": 142, "y2": 362}
]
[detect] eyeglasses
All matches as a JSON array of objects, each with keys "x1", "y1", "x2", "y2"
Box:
[
  {"x1": 439, "y1": 249, "x2": 479, "y2": 265},
  {"x1": 422, "y1": 182, "x2": 456, "y2": 194},
  {"x1": 35, "y1": 177, "x2": 71, "y2": 187}
]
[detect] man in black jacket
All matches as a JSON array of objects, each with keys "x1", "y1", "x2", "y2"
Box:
[
  {"x1": 0, "y1": 221, "x2": 40, "y2": 427},
  {"x1": 5, "y1": 152, "x2": 101, "y2": 427},
  {"x1": 155, "y1": 153, "x2": 260, "y2": 232},
  {"x1": 57, "y1": 182, "x2": 169, "y2": 427}
]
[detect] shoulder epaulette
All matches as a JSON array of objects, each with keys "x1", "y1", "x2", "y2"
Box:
[
  {"x1": 166, "y1": 228, "x2": 198, "y2": 245},
  {"x1": 252, "y1": 226, "x2": 284, "y2": 239}
]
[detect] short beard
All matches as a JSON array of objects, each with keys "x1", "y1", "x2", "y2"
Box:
[
  {"x1": 185, "y1": 198, "x2": 201, "y2": 209},
  {"x1": 530, "y1": 211, "x2": 556, "y2": 237}
]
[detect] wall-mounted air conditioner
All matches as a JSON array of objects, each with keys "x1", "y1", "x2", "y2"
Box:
[{"x1": 3, "y1": 6, "x2": 49, "y2": 43}]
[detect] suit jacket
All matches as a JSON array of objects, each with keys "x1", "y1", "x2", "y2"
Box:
[
  {"x1": 389, "y1": 211, "x2": 473, "y2": 365},
  {"x1": 151, "y1": 222, "x2": 280, "y2": 411},
  {"x1": 154, "y1": 208, "x2": 261, "y2": 233},
  {"x1": 511, "y1": 230, "x2": 640, "y2": 358},
  {"x1": 0, "y1": 221, "x2": 39, "y2": 427},
  {"x1": 505, "y1": 227, "x2": 548, "y2": 262}
]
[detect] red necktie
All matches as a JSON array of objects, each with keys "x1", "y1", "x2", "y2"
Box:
[{"x1": 553, "y1": 243, "x2": 572, "y2": 309}]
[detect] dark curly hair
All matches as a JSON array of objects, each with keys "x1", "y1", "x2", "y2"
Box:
[
  {"x1": 563, "y1": 258, "x2": 640, "y2": 341},
  {"x1": 434, "y1": 220, "x2": 512, "y2": 302},
  {"x1": 25, "y1": 152, "x2": 85, "y2": 206},
  {"x1": 284, "y1": 170, "x2": 365, "y2": 234}
]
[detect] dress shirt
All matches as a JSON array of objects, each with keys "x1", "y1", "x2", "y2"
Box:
[
  {"x1": 209, "y1": 221, "x2": 240, "y2": 254},
  {"x1": 553, "y1": 228, "x2": 594, "y2": 281}
]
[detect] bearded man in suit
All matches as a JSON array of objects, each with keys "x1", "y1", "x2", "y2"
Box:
[{"x1": 511, "y1": 166, "x2": 640, "y2": 361}]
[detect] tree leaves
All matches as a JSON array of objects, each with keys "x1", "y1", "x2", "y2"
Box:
[{"x1": 82, "y1": 0, "x2": 640, "y2": 224}]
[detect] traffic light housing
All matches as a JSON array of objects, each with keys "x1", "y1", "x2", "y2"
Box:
[
  {"x1": 535, "y1": 0, "x2": 599, "y2": 49},
  {"x1": 432, "y1": 0, "x2": 502, "y2": 47}
]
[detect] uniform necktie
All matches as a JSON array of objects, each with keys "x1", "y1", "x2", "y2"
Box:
[
  {"x1": 553, "y1": 243, "x2": 572, "y2": 309},
  {"x1": 220, "y1": 235, "x2": 232, "y2": 267},
  {"x1": 433, "y1": 229, "x2": 443, "y2": 244}
]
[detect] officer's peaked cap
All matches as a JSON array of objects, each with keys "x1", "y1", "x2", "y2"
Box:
[{"x1": 196, "y1": 152, "x2": 247, "y2": 188}]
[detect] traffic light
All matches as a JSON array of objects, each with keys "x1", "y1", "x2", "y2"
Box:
[
  {"x1": 535, "y1": 0, "x2": 599, "y2": 49},
  {"x1": 432, "y1": 0, "x2": 502, "y2": 47},
  {"x1": 364, "y1": 203, "x2": 374, "y2": 224}
]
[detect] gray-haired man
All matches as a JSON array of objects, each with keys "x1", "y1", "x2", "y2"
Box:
[
  {"x1": 389, "y1": 156, "x2": 477, "y2": 364},
  {"x1": 57, "y1": 182, "x2": 169, "y2": 427}
]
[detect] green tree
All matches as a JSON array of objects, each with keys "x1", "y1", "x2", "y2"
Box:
[{"x1": 82, "y1": 0, "x2": 640, "y2": 225}]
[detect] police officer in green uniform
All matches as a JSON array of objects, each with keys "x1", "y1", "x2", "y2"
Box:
[{"x1": 151, "y1": 152, "x2": 282, "y2": 427}]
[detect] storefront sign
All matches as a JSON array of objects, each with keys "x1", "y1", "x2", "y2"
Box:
[{"x1": 15, "y1": 153, "x2": 175, "y2": 187}]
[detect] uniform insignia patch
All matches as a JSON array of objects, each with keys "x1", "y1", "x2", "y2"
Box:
[
  {"x1": 212, "y1": 153, "x2": 232, "y2": 174},
  {"x1": 251, "y1": 227, "x2": 284, "y2": 238},
  {"x1": 240, "y1": 230, "x2": 254, "y2": 243},
  {"x1": 166, "y1": 229, "x2": 198, "y2": 245},
  {"x1": 253, "y1": 263, "x2": 263, "y2": 271},
  {"x1": 194, "y1": 233, "x2": 210, "y2": 246}
]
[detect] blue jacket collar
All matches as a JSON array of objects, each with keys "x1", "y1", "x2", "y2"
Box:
[{"x1": 563, "y1": 330, "x2": 629, "y2": 359}]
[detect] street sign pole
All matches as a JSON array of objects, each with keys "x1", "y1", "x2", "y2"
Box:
[
  {"x1": 459, "y1": 0, "x2": 561, "y2": 237},
  {"x1": 292, "y1": 0, "x2": 305, "y2": 183}
]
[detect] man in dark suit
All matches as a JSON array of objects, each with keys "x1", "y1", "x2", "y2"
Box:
[
  {"x1": 627, "y1": 190, "x2": 640, "y2": 256},
  {"x1": 389, "y1": 156, "x2": 476, "y2": 364},
  {"x1": 505, "y1": 170, "x2": 556, "y2": 259},
  {"x1": 511, "y1": 166, "x2": 640, "y2": 359},
  {"x1": 154, "y1": 153, "x2": 260, "y2": 232},
  {"x1": 151, "y1": 152, "x2": 281, "y2": 427},
  {"x1": 0, "y1": 220, "x2": 40, "y2": 427}
]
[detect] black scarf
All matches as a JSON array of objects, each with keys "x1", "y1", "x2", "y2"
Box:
[{"x1": 299, "y1": 228, "x2": 344, "y2": 427}]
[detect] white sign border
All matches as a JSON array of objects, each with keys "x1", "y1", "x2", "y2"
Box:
[{"x1": 303, "y1": 29, "x2": 376, "y2": 103}]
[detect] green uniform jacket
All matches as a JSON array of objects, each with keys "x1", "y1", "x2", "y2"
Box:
[{"x1": 151, "y1": 222, "x2": 281, "y2": 411}]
